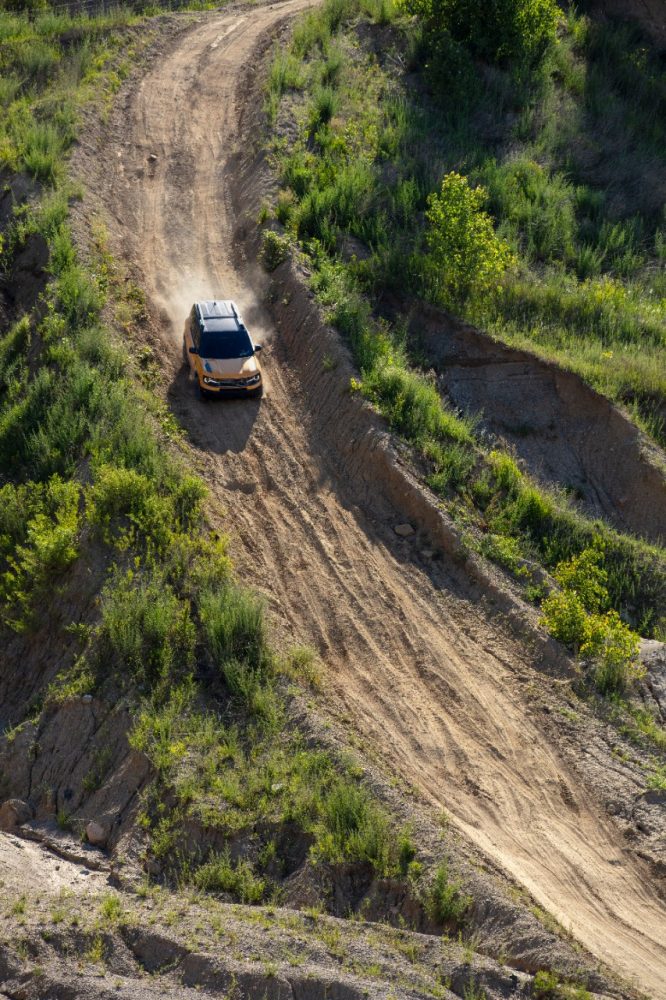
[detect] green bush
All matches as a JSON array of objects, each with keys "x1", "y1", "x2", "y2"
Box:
[
  {"x1": 540, "y1": 589, "x2": 589, "y2": 650},
  {"x1": 55, "y1": 263, "x2": 103, "y2": 323},
  {"x1": 260, "y1": 229, "x2": 290, "y2": 272},
  {"x1": 309, "y1": 85, "x2": 339, "y2": 128},
  {"x1": 268, "y1": 47, "x2": 305, "y2": 99},
  {"x1": 364, "y1": 361, "x2": 475, "y2": 445},
  {"x1": 193, "y1": 850, "x2": 266, "y2": 903},
  {"x1": 22, "y1": 122, "x2": 65, "y2": 185},
  {"x1": 98, "y1": 569, "x2": 196, "y2": 689},
  {"x1": 200, "y1": 583, "x2": 268, "y2": 672},
  {"x1": 424, "y1": 172, "x2": 514, "y2": 309},
  {"x1": 482, "y1": 157, "x2": 576, "y2": 265},
  {"x1": 406, "y1": 0, "x2": 560, "y2": 68},
  {"x1": 552, "y1": 546, "x2": 608, "y2": 613},
  {"x1": 0, "y1": 475, "x2": 80, "y2": 629},
  {"x1": 426, "y1": 439, "x2": 477, "y2": 493},
  {"x1": 423, "y1": 861, "x2": 471, "y2": 926},
  {"x1": 316, "y1": 780, "x2": 396, "y2": 874},
  {"x1": 532, "y1": 971, "x2": 561, "y2": 999},
  {"x1": 360, "y1": 0, "x2": 399, "y2": 25},
  {"x1": 219, "y1": 657, "x2": 281, "y2": 726},
  {"x1": 541, "y1": 548, "x2": 642, "y2": 694},
  {"x1": 582, "y1": 611, "x2": 642, "y2": 695},
  {"x1": 86, "y1": 464, "x2": 172, "y2": 550}
]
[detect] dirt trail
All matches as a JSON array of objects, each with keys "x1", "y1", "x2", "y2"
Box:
[{"x1": 85, "y1": 6, "x2": 666, "y2": 995}]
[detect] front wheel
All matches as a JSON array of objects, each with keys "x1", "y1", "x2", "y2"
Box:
[
  {"x1": 250, "y1": 384, "x2": 263, "y2": 399},
  {"x1": 182, "y1": 339, "x2": 189, "y2": 367}
]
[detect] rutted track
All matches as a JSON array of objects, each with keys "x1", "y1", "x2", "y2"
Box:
[{"x1": 80, "y1": 6, "x2": 666, "y2": 995}]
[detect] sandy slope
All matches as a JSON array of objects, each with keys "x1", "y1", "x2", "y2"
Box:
[
  {"x1": 83, "y1": 5, "x2": 666, "y2": 994},
  {"x1": 0, "y1": 833, "x2": 108, "y2": 896}
]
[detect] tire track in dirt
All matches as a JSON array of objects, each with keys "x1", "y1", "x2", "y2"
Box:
[{"x1": 85, "y1": 6, "x2": 666, "y2": 994}]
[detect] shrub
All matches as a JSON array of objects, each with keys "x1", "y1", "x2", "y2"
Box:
[
  {"x1": 360, "y1": 0, "x2": 398, "y2": 24},
  {"x1": 292, "y1": 8, "x2": 332, "y2": 58},
  {"x1": 99, "y1": 894, "x2": 123, "y2": 923},
  {"x1": 582, "y1": 611, "x2": 642, "y2": 695},
  {"x1": 488, "y1": 450, "x2": 522, "y2": 495},
  {"x1": 424, "y1": 172, "x2": 515, "y2": 309},
  {"x1": 532, "y1": 971, "x2": 561, "y2": 999},
  {"x1": 129, "y1": 683, "x2": 195, "y2": 773},
  {"x1": 220, "y1": 657, "x2": 281, "y2": 725},
  {"x1": 426, "y1": 440, "x2": 477, "y2": 493},
  {"x1": 98, "y1": 569, "x2": 196, "y2": 689},
  {"x1": 552, "y1": 545, "x2": 608, "y2": 613},
  {"x1": 541, "y1": 552, "x2": 641, "y2": 695},
  {"x1": 309, "y1": 85, "x2": 338, "y2": 128},
  {"x1": 86, "y1": 464, "x2": 173, "y2": 550},
  {"x1": 321, "y1": 46, "x2": 344, "y2": 85},
  {"x1": 260, "y1": 229, "x2": 290, "y2": 272},
  {"x1": 269, "y1": 47, "x2": 305, "y2": 98},
  {"x1": 406, "y1": 0, "x2": 560, "y2": 68},
  {"x1": 540, "y1": 589, "x2": 589, "y2": 650},
  {"x1": 482, "y1": 157, "x2": 576, "y2": 265},
  {"x1": 0, "y1": 475, "x2": 80, "y2": 629},
  {"x1": 397, "y1": 830, "x2": 417, "y2": 873},
  {"x1": 317, "y1": 780, "x2": 396, "y2": 874},
  {"x1": 281, "y1": 644, "x2": 322, "y2": 686},
  {"x1": 479, "y1": 533, "x2": 525, "y2": 575},
  {"x1": 55, "y1": 263, "x2": 103, "y2": 324},
  {"x1": 200, "y1": 583, "x2": 268, "y2": 672},
  {"x1": 364, "y1": 361, "x2": 474, "y2": 445},
  {"x1": 22, "y1": 122, "x2": 65, "y2": 185},
  {"x1": 423, "y1": 861, "x2": 471, "y2": 926},
  {"x1": 193, "y1": 850, "x2": 266, "y2": 903}
]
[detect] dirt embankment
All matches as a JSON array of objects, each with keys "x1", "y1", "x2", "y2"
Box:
[
  {"x1": 408, "y1": 304, "x2": 666, "y2": 544},
  {"x1": 0, "y1": 837, "x2": 588, "y2": 1000},
  {"x1": 63, "y1": 4, "x2": 666, "y2": 997}
]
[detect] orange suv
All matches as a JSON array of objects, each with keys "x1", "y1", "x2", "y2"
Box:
[{"x1": 183, "y1": 300, "x2": 263, "y2": 398}]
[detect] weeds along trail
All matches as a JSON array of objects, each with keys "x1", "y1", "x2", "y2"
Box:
[{"x1": 82, "y1": 6, "x2": 666, "y2": 995}]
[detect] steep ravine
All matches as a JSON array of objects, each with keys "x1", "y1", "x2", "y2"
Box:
[{"x1": 66, "y1": 4, "x2": 666, "y2": 996}]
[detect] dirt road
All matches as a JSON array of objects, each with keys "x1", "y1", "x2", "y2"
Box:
[{"x1": 86, "y1": 4, "x2": 666, "y2": 994}]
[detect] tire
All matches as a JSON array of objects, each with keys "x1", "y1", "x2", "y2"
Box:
[
  {"x1": 182, "y1": 340, "x2": 189, "y2": 367},
  {"x1": 198, "y1": 385, "x2": 210, "y2": 401},
  {"x1": 250, "y1": 384, "x2": 263, "y2": 399}
]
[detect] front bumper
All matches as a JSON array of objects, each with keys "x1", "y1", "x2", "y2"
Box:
[{"x1": 198, "y1": 374, "x2": 262, "y2": 397}]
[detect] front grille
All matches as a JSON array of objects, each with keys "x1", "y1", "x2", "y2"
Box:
[{"x1": 206, "y1": 375, "x2": 259, "y2": 387}]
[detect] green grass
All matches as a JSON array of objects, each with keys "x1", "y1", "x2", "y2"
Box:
[
  {"x1": 192, "y1": 850, "x2": 267, "y2": 902},
  {"x1": 0, "y1": 4, "x2": 439, "y2": 915},
  {"x1": 129, "y1": 677, "x2": 419, "y2": 897},
  {"x1": 266, "y1": 0, "x2": 666, "y2": 661},
  {"x1": 423, "y1": 861, "x2": 471, "y2": 927},
  {"x1": 0, "y1": 4, "x2": 446, "y2": 923},
  {"x1": 268, "y1": 0, "x2": 665, "y2": 442}
]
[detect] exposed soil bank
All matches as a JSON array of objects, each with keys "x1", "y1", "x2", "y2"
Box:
[
  {"x1": 69, "y1": 5, "x2": 666, "y2": 995},
  {"x1": 0, "y1": 842, "x2": 599, "y2": 1000},
  {"x1": 408, "y1": 304, "x2": 666, "y2": 544}
]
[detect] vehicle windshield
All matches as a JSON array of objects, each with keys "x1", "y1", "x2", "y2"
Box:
[{"x1": 200, "y1": 329, "x2": 253, "y2": 359}]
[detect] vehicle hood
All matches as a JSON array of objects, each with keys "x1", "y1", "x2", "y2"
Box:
[{"x1": 200, "y1": 356, "x2": 259, "y2": 377}]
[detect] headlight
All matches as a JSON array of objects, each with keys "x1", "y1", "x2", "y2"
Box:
[
  {"x1": 246, "y1": 373, "x2": 261, "y2": 385},
  {"x1": 203, "y1": 376, "x2": 217, "y2": 385}
]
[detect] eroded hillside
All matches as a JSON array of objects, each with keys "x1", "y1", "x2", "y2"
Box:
[{"x1": 1, "y1": 2, "x2": 665, "y2": 999}]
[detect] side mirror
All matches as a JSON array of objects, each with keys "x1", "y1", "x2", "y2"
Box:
[
  {"x1": 189, "y1": 346, "x2": 198, "y2": 355},
  {"x1": 254, "y1": 344, "x2": 263, "y2": 352}
]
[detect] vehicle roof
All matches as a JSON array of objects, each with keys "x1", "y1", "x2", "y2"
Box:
[
  {"x1": 203, "y1": 318, "x2": 242, "y2": 334},
  {"x1": 197, "y1": 300, "x2": 238, "y2": 321}
]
